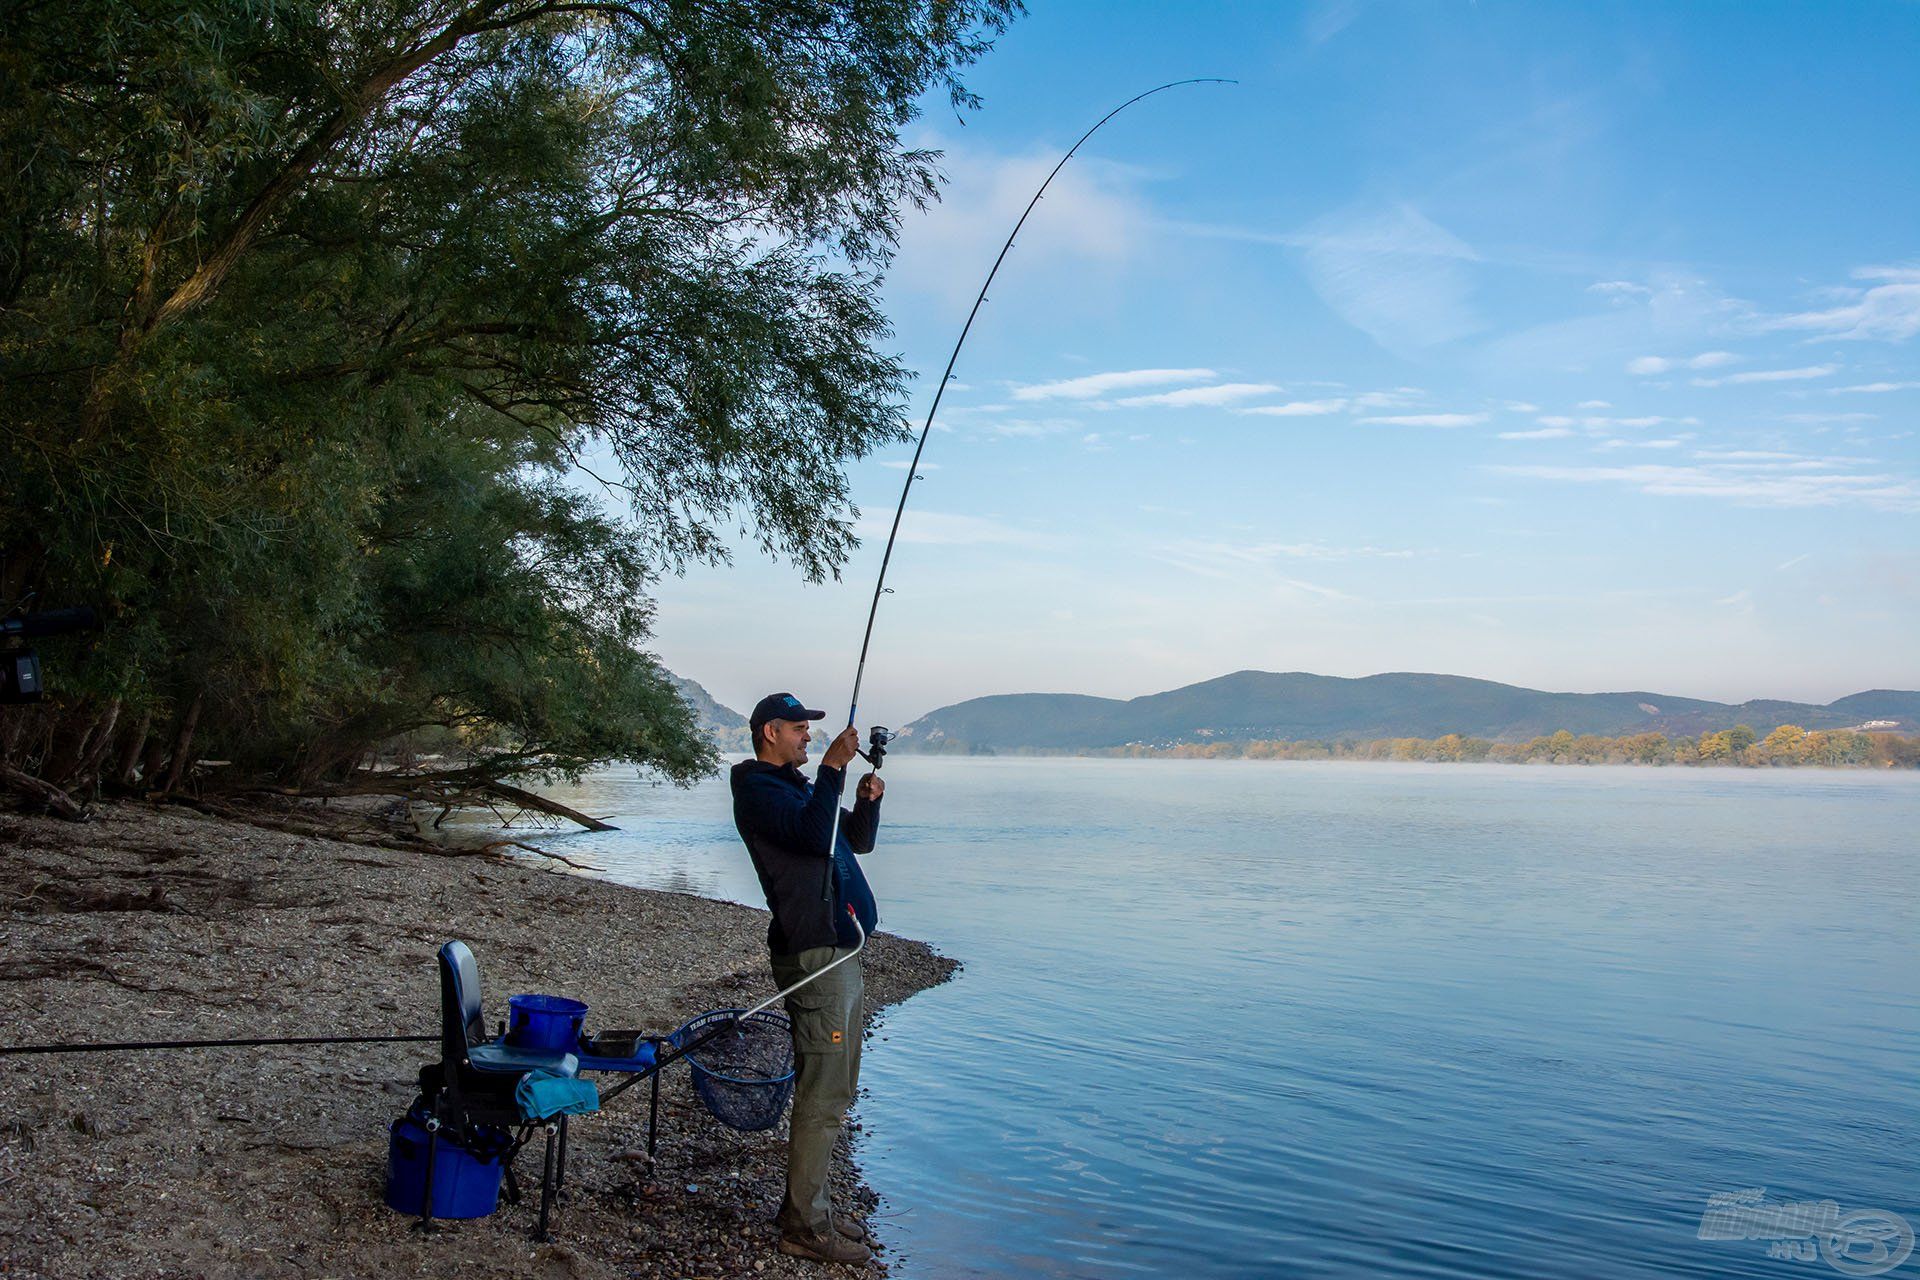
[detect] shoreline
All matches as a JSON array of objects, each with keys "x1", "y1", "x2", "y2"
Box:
[{"x1": 0, "y1": 801, "x2": 957, "y2": 1279}]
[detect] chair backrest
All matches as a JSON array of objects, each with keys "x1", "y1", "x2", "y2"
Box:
[{"x1": 437, "y1": 940, "x2": 489, "y2": 1062}]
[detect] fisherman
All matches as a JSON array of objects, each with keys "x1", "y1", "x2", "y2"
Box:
[{"x1": 730, "y1": 692, "x2": 884, "y2": 1265}]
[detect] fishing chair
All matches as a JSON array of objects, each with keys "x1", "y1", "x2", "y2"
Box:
[{"x1": 416, "y1": 940, "x2": 582, "y2": 1240}]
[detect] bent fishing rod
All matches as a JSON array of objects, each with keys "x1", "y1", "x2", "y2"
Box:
[{"x1": 821, "y1": 77, "x2": 1234, "y2": 899}]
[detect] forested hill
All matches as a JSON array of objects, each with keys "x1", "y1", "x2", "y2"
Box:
[{"x1": 893, "y1": 672, "x2": 1920, "y2": 752}]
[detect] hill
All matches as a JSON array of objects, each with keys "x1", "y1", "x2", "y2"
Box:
[
  {"x1": 894, "y1": 671, "x2": 1920, "y2": 753},
  {"x1": 668, "y1": 674, "x2": 750, "y2": 751}
]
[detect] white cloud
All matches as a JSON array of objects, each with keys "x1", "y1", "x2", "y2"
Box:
[
  {"x1": 878, "y1": 460, "x2": 942, "y2": 471},
  {"x1": 1360, "y1": 413, "x2": 1488, "y2": 427},
  {"x1": 975, "y1": 416, "x2": 1083, "y2": 438},
  {"x1": 1780, "y1": 412, "x2": 1876, "y2": 424},
  {"x1": 868, "y1": 511, "x2": 1064, "y2": 546},
  {"x1": 1351, "y1": 388, "x2": 1425, "y2": 408},
  {"x1": 1627, "y1": 351, "x2": 1738, "y2": 375},
  {"x1": 1293, "y1": 203, "x2": 1484, "y2": 354},
  {"x1": 1505, "y1": 401, "x2": 1541, "y2": 413},
  {"x1": 1833, "y1": 381, "x2": 1920, "y2": 393},
  {"x1": 1238, "y1": 398, "x2": 1349, "y2": 417},
  {"x1": 1116, "y1": 382, "x2": 1283, "y2": 408},
  {"x1": 1536, "y1": 415, "x2": 1577, "y2": 427},
  {"x1": 1151, "y1": 537, "x2": 1410, "y2": 587},
  {"x1": 1491, "y1": 454, "x2": 1919, "y2": 510},
  {"x1": 1576, "y1": 399, "x2": 1613, "y2": 410},
  {"x1": 1591, "y1": 280, "x2": 1653, "y2": 298},
  {"x1": 1500, "y1": 427, "x2": 1575, "y2": 440},
  {"x1": 1763, "y1": 266, "x2": 1920, "y2": 342},
  {"x1": 890, "y1": 142, "x2": 1146, "y2": 307},
  {"x1": 1693, "y1": 364, "x2": 1838, "y2": 387},
  {"x1": 1597, "y1": 437, "x2": 1687, "y2": 450},
  {"x1": 1012, "y1": 368, "x2": 1215, "y2": 401}
]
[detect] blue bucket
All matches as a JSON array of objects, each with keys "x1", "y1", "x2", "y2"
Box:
[
  {"x1": 507, "y1": 993, "x2": 588, "y2": 1051},
  {"x1": 385, "y1": 1111, "x2": 505, "y2": 1218}
]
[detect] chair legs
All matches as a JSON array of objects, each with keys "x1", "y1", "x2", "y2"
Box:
[
  {"x1": 412, "y1": 1113, "x2": 442, "y2": 1233},
  {"x1": 535, "y1": 1123, "x2": 559, "y2": 1242}
]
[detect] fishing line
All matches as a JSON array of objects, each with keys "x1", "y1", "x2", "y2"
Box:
[{"x1": 821, "y1": 77, "x2": 1234, "y2": 898}]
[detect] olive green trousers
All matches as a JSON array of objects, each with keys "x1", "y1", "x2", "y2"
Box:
[{"x1": 768, "y1": 945, "x2": 864, "y2": 1236}]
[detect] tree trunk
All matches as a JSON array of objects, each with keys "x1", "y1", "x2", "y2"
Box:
[
  {"x1": 43, "y1": 699, "x2": 107, "y2": 788},
  {"x1": 0, "y1": 706, "x2": 27, "y2": 770},
  {"x1": 69, "y1": 698, "x2": 123, "y2": 798},
  {"x1": 115, "y1": 708, "x2": 153, "y2": 789},
  {"x1": 158, "y1": 690, "x2": 204, "y2": 795}
]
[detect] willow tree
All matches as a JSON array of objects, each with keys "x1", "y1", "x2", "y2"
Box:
[{"x1": 0, "y1": 0, "x2": 1018, "y2": 809}]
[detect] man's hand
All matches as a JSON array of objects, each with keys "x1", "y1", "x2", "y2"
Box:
[
  {"x1": 822, "y1": 724, "x2": 860, "y2": 770},
  {"x1": 857, "y1": 772, "x2": 885, "y2": 802}
]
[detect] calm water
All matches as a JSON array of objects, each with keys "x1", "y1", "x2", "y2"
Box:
[{"x1": 529, "y1": 759, "x2": 1920, "y2": 1278}]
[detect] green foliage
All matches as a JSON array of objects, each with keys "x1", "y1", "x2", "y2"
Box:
[{"x1": 1, "y1": 0, "x2": 1018, "y2": 793}]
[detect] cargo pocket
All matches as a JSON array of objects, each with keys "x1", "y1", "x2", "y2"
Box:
[{"x1": 785, "y1": 989, "x2": 846, "y2": 1054}]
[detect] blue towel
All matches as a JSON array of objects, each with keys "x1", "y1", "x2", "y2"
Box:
[{"x1": 515, "y1": 1069, "x2": 600, "y2": 1121}]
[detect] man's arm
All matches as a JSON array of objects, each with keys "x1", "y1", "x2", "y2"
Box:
[
  {"x1": 843, "y1": 778, "x2": 882, "y2": 853},
  {"x1": 738, "y1": 765, "x2": 845, "y2": 857}
]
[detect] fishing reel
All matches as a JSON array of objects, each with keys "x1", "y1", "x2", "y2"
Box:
[{"x1": 858, "y1": 726, "x2": 896, "y2": 768}]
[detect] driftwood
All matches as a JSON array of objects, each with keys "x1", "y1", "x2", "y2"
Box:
[{"x1": 0, "y1": 765, "x2": 89, "y2": 820}]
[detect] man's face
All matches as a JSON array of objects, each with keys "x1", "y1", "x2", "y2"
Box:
[{"x1": 760, "y1": 717, "x2": 812, "y2": 767}]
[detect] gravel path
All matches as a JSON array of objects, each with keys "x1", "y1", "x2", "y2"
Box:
[{"x1": 0, "y1": 802, "x2": 957, "y2": 1279}]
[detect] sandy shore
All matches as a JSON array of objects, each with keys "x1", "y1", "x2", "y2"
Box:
[{"x1": 0, "y1": 802, "x2": 957, "y2": 1279}]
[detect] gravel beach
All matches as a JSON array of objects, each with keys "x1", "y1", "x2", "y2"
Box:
[{"x1": 0, "y1": 802, "x2": 957, "y2": 1279}]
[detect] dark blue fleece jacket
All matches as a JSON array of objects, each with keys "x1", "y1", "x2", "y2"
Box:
[{"x1": 729, "y1": 759, "x2": 880, "y2": 954}]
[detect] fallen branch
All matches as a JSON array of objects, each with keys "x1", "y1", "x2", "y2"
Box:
[
  {"x1": 0, "y1": 766, "x2": 89, "y2": 821},
  {"x1": 482, "y1": 839, "x2": 598, "y2": 871}
]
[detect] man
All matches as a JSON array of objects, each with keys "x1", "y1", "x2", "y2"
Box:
[{"x1": 730, "y1": 692, "x2": 885, "y2": 1265}]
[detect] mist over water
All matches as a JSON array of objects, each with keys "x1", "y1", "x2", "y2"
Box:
[{"x1": 534, "y1": 759, "x2": 1920, "y2": 1278}]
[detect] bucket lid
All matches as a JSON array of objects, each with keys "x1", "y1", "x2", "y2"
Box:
[{"x1": 508, "y1": 992, "x2": 588, "y2": 1016}]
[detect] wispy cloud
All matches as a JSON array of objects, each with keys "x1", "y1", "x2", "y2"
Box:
[
  {"x1": 1693, "y1": 364, "x2": 1837, "y2": 387},
  {"x1": 1576, "y1": 399, "x2": 1613, "y2": 409},
  {"x1": 1238, "y1": 398, "x2": 1349, "y2": 417},
  {"x1": 1833, "y1": 380, "x2": 1920, "y2": 393},
  {"x1": 973, "y1": 416, "x2": 1083, "y2": 438},
  {"x1": 1116, "y1": 382, "x2": 1283, "y2": 408},
  {"x1": 1012, "y1": 368, "x2": 1214, "y2": 401},
  {"x1": 1762, "y1": 265, "x2": 1920, "y2": 342},
  {"x1": 1491, "y1": 452, "x2": 1919, "y2": 510},
  {"x1": 1500, "y1": 426, "x2": 1575, "y2": 440},
  {"x1": 1293, "y1": 203, "x2": 1484, "y2": 354},
  {"x1": 1361, "y1": 412, "x2": 1489, "y2": 427},
  {"x1": 890, "y1": 141, "x2": 1148, "y2": 307},
  {"x1": 1627, "y1": 351, "x2": 1738, "y2": 375},
  {"x1": 868, "y1": 511, "x2": 1065, "y2": 547}
]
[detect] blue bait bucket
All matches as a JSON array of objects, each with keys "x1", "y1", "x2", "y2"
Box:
[
  {"x1": 385, "y1": 1109, "x2": 506, "y2": 1218},
  {"x1": 507, "y1": 993, "x2": 588, "y2": 1051}
]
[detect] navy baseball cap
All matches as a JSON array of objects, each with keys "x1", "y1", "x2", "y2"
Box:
[{"x1": 749, "y1": 692, "x2": 827, "y2": 738}]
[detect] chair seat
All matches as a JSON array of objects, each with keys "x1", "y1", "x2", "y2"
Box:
[
  {"x1": 469, "y1": 1041, "x2": 579, "y2": 1076},
  {"x1": 577, "y1": 1042, "x2": 659, "y2": 1074}
]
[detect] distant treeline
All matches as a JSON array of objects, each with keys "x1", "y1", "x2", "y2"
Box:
[{"x1": 919, "y1": 726, "x2": 1920, "y2": 768}]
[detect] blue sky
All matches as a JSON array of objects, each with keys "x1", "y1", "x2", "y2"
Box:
[{"x1": 633, "y1": 0, "x2": 1920, "y2": 722}]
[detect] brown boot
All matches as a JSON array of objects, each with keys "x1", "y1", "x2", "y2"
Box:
[
  {"x1": 833, "y1": 1214, "x2": 873, "y2": 1246},
  {"x1": 778, "y1": 1224, "x2": 872, "y2": 1265}
]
